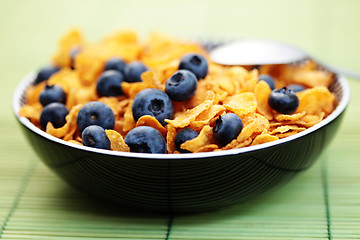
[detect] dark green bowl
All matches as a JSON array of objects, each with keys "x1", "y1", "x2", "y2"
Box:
[{"x1": 13, "y1": 70, "x2": 350, "y2": 213}]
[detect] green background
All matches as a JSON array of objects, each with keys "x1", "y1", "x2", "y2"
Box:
[{"x1": 1, "y1": 0, "x2": 360, "y2": 239}]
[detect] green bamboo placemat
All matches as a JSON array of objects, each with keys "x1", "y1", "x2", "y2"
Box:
[
  {"x1": 0, "y1": 151, "x2": 336, "y2": 239},
  {"x1": 1, "y1": 133, "x2": 359, "y2": 239}
]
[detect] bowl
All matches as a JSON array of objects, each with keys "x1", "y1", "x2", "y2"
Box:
[{"x1": 13, "y1": 67, "x2": 350, "y2": 213}]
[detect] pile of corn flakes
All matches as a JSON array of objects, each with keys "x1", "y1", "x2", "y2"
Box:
[{"x1": 19, "y1": 29, "x2": 337, "y2": 153}]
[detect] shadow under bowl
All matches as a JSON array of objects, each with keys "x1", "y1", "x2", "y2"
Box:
[{"x1": 13, "y1": 70, "x2": 350, "y2": 213}]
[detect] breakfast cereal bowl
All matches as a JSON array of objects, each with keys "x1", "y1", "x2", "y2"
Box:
[{"x1": 13, "y1": 67, "x2": 349, "y2": 213}]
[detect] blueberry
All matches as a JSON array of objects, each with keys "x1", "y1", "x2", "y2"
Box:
[
  {"x1": 104, "y1": 57, "x2": 126, "y2": 74},
  {"x1": 251, "y1": 65, "x2": 260, "y2": 70},
  {"x1": 77, "y1": 101, "x2": 115, "y2": 132},
  {"x1": 124, "y1": 126, "x2": 167, "y2": 153},
  {"x1": 39, "y1": 85, "x2": 66, "y2": 106},
  {"x1": 70, "y1": 47, "x2": 81, "y2": 69},
  {"x1": 40, "y1": 102, "x2": 69, "y2": 129},
  {"x1": 175, "y1": 128, "x2": 198, "y2": 153},
  {"x1": 287, "y1": 83, "x2": 306, "y2": 93},
  {"x1": 82, "y1": 125, "x2": 111, "y2": 150},
  {"x1": 124, "y1": 61, "x2": 149, "y2": 82},
  {"x1": 132, "y1": 88, "x2": 173, "y2": 126},
  {"x1": 34, "y1": 65, "x2": 60, "y2": 84},
  {"x1": 179, "y1": 53, "x2": 208, "y2": 80},
  {"x1": 258, "y1": 74, "x2": 275, "y2": 90},
  {"x1": 165, "y1": 70, "x2": 198, "y2": 101},
  {"x1": 96, "y1": 70, "x2": 125, "y2": 97},
  {"x1": 268, "y1": 87, "x2": 299, "y2": 114},
  {"x1": 213, "y1": 113, "x2": 243, "y2": 146}
]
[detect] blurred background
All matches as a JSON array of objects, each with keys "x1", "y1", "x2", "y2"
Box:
[
  {"x1": 1, "y1": 0, "x2": 360, "y2": 238},
  {"x1": 1, "y1": 0, "x2": 360, "y2": 120}
]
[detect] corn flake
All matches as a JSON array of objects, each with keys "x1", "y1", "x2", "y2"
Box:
[
  {"x1": 195, "y1": 144, "x2": 219, "y2": 153},
  {"x1": 223, "y1": 92, "x2": 257, "y2": 116},
  {"x1": 68, "y1": 140, "x2": 83, "y2": 146},
  {"x1": 165, "y1": 99, "x2": 215, "y2": 128},
  {"x1": 270, "y1": 125, "x2": 306, "y2": 134},
  {"x1": 290, "y1": 112, "x2": 325, "y2": 128},
  {"x1": 181, "y1": 126, "x2": 215, "y2": 153},
  {"x1": 46, "y1": 104, "x2": 82, "y2": 139},
  {"x1": 25, "y1": 81, "x2": 46, "y2": 105},
  {"x1": 251, "y1": 133, "x2": 279, "y2": 146},
  {"x1": 255, "y1": 81, "x2": 273, "y2": 120},
  {"x1": 52, "y1": 28, "x2": 85, "y2": 68},
  {"x1": 135, "y1": 115, "x2": 167, "y2": 138},
  {"x1": 105, "y1": 130, "x2": 130, "y2": 152},
  {"x1": 275, "y1": 111, "x2": 306, "y2": 121},
  {"x1": 296, "y1": 86, "x2": 336, "y2": 116},
  {"x1": 166, "y1": 124, "x2": 177, "y2": 154},
  {"x1": 18, "y1": 102, "x2": 42, "y2": 125},
  {"x1": 123, "y1": 100, "x2": 135, "y2": 132},
  {"x1": 190, "y1": 104, "x2": 226, "y2": 130}
]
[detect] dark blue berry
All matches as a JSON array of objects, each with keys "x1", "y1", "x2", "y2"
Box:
[
  {"x1": 104, "y1": 57, "x2": 126, "y2": 74},
  {"x1": 132, "y1": 88, "x2": 173, "y2": 126},
  {"x1": 251, "y1": 65, "x2": 260, "y2": 70},
  {"x1": 124, "y1": 126, "x2": 167, "y2": 154},
  {"x1": 82, "y1": 125, "x2": 111, "y2": 150},
  {"x1": 39, "y1": 85, "x2": 66, "y2": 106},
  {"x1": 268, "y1": 87, "x2": 299, "y2": 114},
  {"x1": 179, "y1": 53, "x2": 208, "y2": 80},
  {"x1": 175, "y1": 128, "x2": 198, "y2": 153},
  {"x1": 213, "y1": 113, "x2": 243, "y2": 146},
  {"x1": 34, "y1": 65, "x2": 60, "y2": 84},
  {"x1": 40, "y1": 102, "x2": 69, "y2": 129},
  {"x1": 77, "y1": 101, "x2": 115, "y2": 132},
  {"x1": 124, "y1": 61, "x2": 149, "y2": 82},
  {"x1": 287, "y1": 83, "x2": 306, "y2": 93},
  {"x1": 165, "y1": 70, "x2": 198, "y2": 101},
  {"x1": 70, "y1": 47, "x2": 81, "y2": 69},
  {"x1": 96, "y1": 70, "x2": 125, "y2": 97},
  {"x1": 259, "y1": 74, "x2": 275, "y2": 90}
]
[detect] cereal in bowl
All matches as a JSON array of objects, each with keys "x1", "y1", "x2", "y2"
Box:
[{"x1": 19, "y1": 28, "x2": 337, "y2": 153}]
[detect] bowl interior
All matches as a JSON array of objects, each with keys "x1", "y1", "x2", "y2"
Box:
[{"x1": 13, "y1": 52, "x2": 350, "y2": 161}]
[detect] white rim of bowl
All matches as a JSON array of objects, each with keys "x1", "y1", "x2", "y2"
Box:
[{"x1": 13, "y1": 71, "x2": 350, "y2": 160}]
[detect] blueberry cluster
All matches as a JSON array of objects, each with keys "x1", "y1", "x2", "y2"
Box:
[
  {"x1": 36, "y1": 51, "x2": 236, "y2": 153},
  {"x1": 33, "y1": 51, "x2": 306, "y2": 153},
  {"x1": 256, "y1": 73, "x2": 301, "y2": 114},
  {"x1": 35, "y1": 62, "x2": 68, "y2": 132},
  {"x1": 74, "y1": 101, "x2": 115, "y2": 150},
  {"x1": 126, "y1": 53, "x2": 209, "y2": 153}
]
